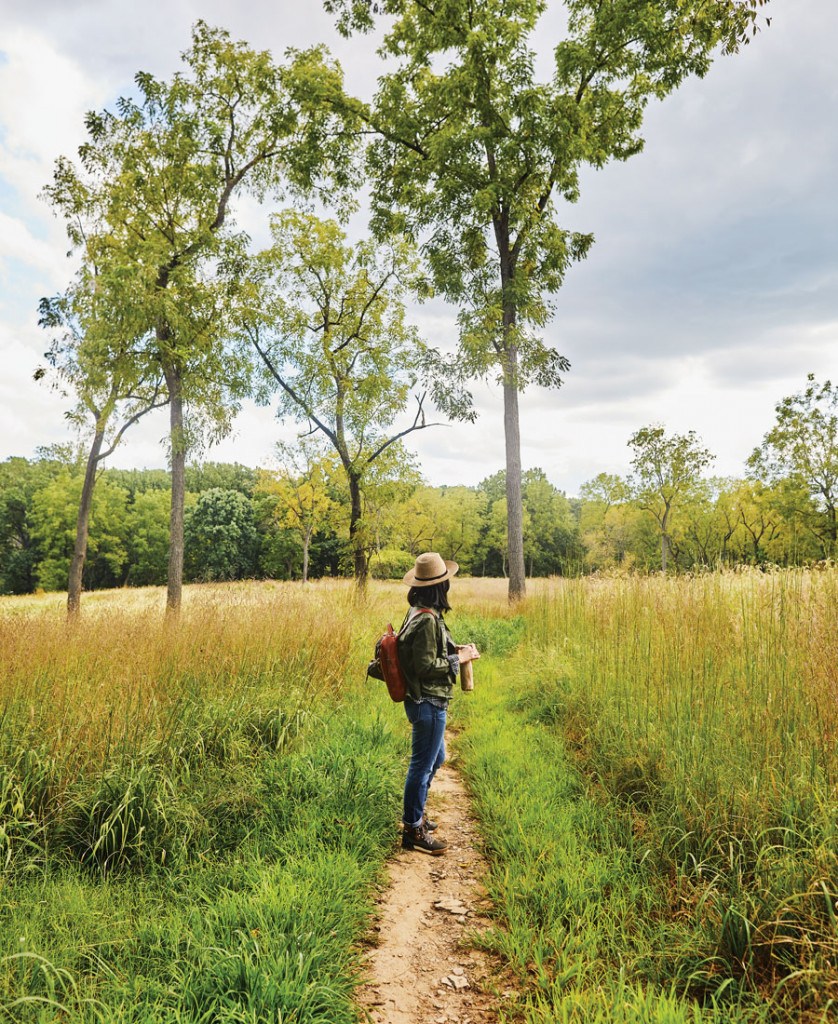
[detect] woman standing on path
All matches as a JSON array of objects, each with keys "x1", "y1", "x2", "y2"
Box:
[{"x1": 397, "y1": 552, "x2": 479, "y2": 856}]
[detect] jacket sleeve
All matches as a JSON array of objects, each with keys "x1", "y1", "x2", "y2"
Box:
[{"x1": 411, "y1": 614, "x2": 453, "y2": 681}]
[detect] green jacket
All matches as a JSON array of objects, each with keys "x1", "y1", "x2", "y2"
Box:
[{"x1": 397, "y1": 606, "x2": 456, "y2": 702}]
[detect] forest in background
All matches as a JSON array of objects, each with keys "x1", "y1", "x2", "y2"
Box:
[{"x1": 2, "y1": 376, "x2": 835, "y2": 596}]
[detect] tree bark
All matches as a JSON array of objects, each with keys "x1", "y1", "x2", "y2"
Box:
[
  {"x1": 164, "y1": 360, "x2": 186, "y2": 617},
  {"x1": 348, "y1": 470, "x2": 367, "y2": 588},
  {"x1": 503, "y1": 342, "x2": 526, "y2": 601},
  {"x1": 67, "y1": 425, "x2": 105, "y2": 620},
  {"x1": 302, "y1": 526, "x2": 312, "y2": 584},
  {"x1": 495, "y1": 206, "x2": 527, "y2": 603}
]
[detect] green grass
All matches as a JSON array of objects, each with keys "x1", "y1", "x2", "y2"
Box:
[
  {"x1": 0, "y1": 579, "x2": 521, "y2": 1023},
  {"x1": 3, "y1": 574, "x2": 836, "y2": 1022},
  {"x1": 0, "y1": 698, "x2": 406, "y2": 1022},
  {"x1": 457, "y1": 570, "x2": 838, "y2": 1023},
  {"x1": 460, "y1": 656, "x2": 776, "y2": 1023}
]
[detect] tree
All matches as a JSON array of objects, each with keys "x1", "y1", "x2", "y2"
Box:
[
  {"x1": 353, "y1": 446, "x2": 423, "y2": 572},
  {"x1": 238, "y1": 211, "x2": 471, "y2": 586},
  {"x1": 184, "y1": 488, "x2": 259, "y2": 582},
  {"x1": 748, "y1": 375, "x2": 838, "y2": 557},
  {"x1": 125, "y1": 489, "x2": 172, "y2": 586},
  {"x1": 730, "y1": 479, "x2": 783, "y2": 565},
  {"x1": 578, "y1": 473, "x2": 635, "y2": 568},
  {"x1": 628, "y1": 425, "x2": 715, "y2": 571},
  {"x1": 255, "y1": 440, "x2": 337, "y2": 583},
  {"x1": 433, "y1": 486, "x2": 488, "y2": 569},
  {"x1": 38, "y1": 266, "x2": 166, "y2": 618},
  {"x1": 484, "y1": 496, "x2": 531, "y2": 578},
  {"x1": 389, "y1": 482, "x2": 487, "y2": 569},
  {"x1": 107, "y1": 467, "x2": 171, "y2": 496},
  {"x1": 44, "y1": 22, "x2": 357, "y2": 616},
  {"x1": 393, "y1": 485, "x2": 444, "y2": 556},
  {"x1": 326, "y1": 0, "x2": 771, "y2": 601},
  {"x1": 522, "y1": 469, "x2": 581, "y2": 576},
  {"x1": 29, "y1": 471, "x2": 130, "y2": 592},
  {"x1": 0, "y1": 454, "x2": 68, "y2": 594},
  {"x1": 185, "y1": 462, "x2": 258, "y2": 496},
  {"x1": 678, "y1": 477, "x2": 719, "y2": 568}
]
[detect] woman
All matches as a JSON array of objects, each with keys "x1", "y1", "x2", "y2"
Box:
[{"x1": 397, "y1": 551, "x2": 479, "y2": 855}]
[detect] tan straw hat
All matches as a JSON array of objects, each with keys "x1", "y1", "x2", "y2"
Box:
[{"x1": 403, "y1": 551, "x2": 459, "y2": 587}]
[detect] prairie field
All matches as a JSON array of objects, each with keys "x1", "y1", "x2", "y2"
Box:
[
  {"x1": 463, "y1": 567, "x2": 838, "y2": 1022},
  {"x1": 0, "y1": 570, "x2": 836, "y2": 1022}
]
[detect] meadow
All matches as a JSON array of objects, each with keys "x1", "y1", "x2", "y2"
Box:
[
  {"x1": 0, "y1": 571, "x2": 835, "y2": 1022},
  {"x1": 463, "y1": 568, "x2": 838, "y2": 1023}
]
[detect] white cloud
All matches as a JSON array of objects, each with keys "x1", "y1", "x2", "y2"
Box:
[
  {"x1": 0, "y1": 210, "x2": 69, "y2": 285},
  {"x1": 0, "y1": 27, "x2": 106, "y2": 213},
  {"x1": 0, "y1": 322, "x2": 68, "y2": 451},
  {"x1": 1, "y1": 0, "x2": 837, "y2": 498}
]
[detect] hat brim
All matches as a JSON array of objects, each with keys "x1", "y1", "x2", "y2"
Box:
[{"x1": 402, "y1": 560, "x2": 459, "y2": 587}]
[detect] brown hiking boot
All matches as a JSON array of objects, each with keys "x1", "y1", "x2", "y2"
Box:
[{"x1": 402, "y1": 823, "x2": 447, "y2": 855}]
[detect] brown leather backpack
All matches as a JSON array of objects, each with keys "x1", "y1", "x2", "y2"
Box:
[{"x1": 367, "y1": 609, "x2": 435, "y2": 702}]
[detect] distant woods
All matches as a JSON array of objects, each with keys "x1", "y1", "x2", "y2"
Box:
[{"x1": 2, "y1": 373, "x2": 835, "y2": 597}]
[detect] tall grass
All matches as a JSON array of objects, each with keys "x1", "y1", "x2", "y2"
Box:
[
  {"x1": 0, "y1": 581, "x2": 367, "y2": 873},
  {"x1": 1, "y1": 581, "x2": 356, "y2": 766},
  {"x1": 461, "y1": 656, "x2": 773, "y2": 1024},
  {"x1": 0, "y1": 579, "x2": 419, "y2": 1021},
  {"x1": 6, "y1": 571, "x2": 832, "y2": 1020},
  {"x1": 515, "y1": 568, "x2": 838, "y2": 1019},
  {"x1": 0, "y1": 576, "x2": 515, "y2": 1021}
]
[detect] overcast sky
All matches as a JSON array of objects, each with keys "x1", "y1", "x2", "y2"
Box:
[{"x1": 1, "y1": 0, "x2": 835, "y2": 494}]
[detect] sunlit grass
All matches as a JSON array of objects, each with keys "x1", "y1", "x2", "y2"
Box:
[
  {"x1": 0, "y1": 578, "x2": 422, "y2": 1022},
  {"x1": 502, "y1": 567, "x2": 838, "y2": 1020},
  {"x1": 2, "y1": 570, "x2": 835, "y2": 1021}
]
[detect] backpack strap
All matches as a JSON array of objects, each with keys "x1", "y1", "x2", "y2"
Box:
[{"x1": 399, "y1": 606, "x2": 437, "y2": 633}]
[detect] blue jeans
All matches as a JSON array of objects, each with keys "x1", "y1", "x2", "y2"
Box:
[{"x1": 403, "y1": 700, "x2": 447, "y2": 828}]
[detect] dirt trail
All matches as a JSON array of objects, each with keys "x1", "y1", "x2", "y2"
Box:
[{"x1": 357, "y1": 754, "x2": 506, "y2": 1024}]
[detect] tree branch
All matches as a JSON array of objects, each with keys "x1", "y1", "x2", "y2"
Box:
[
  {"x1": 364, "y1": 391, "x2": 443, "y2": 465},
  {"x1": 98, "y1": 386, "x2": 168, "y2": 461},
  {"x1": 247, "y1": 325, "x2": 340, "y2": 450}
]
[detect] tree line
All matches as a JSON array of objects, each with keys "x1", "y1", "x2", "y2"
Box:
[
  {"x1": 32, "y1": 2, "x2": 770, "y2": 615},
  {"x1": 3, "y1": 370, "x2": 834, "y2": 595}
]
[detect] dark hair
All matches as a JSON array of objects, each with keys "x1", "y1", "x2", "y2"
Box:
[{"x1": 407, "y1": 580, "x2": 451, "y2": 612}]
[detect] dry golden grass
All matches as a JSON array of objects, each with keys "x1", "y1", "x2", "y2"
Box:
[
  {"x1": 1, "y1": 580, "x2": 358, "y2": 771},
  {"x1": 525, "y1": 566, "x2": 838, "y2": 824},
  {"x1": 6, "y1": 567, "x2": 832, "y2": 793},
  {"x1": 0, "y1": 576, "x2": 514, "y2": 773}
]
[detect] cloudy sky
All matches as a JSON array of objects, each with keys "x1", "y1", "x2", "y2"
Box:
[{"x1": 1, "y1": 0, "x2": 836, "y2": 494}]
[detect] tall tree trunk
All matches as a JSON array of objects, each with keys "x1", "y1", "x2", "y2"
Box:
[
  {"x1": 164, "y1": 360, "x2": 186, "y2": 617},
  {"x1": 67, "y1": 424, "x2": 105, "y2": 620},
  {"x1": 494, "y1": 208, "x2": 527, "y2": 603},
  {"x1": 348, "y1": 471, "x2": 367, "y2": 588},
  {"x1": 302, "y1": 526, "x2": 311, "y2": 584},
  {"x1": 503, "y1": 341, "x2": 526, "y2": 601}
]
